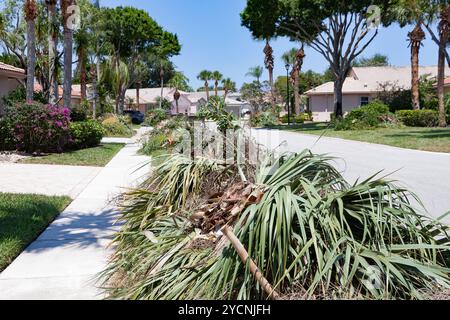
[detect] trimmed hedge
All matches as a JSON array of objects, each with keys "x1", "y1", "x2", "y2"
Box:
[
  {"x1": 70, "y1": 120, "x2": 104, "y2": 149},
  {"x1": 396, "y1": 109, "x2": 439, "y2": 127},
  {"x1": 280, "y1": 113, "x2": 312, "y2": 124}
]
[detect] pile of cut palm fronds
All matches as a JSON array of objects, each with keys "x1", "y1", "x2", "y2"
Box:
[{"x1": 101, "y1": 150, "x2": 450, "y2": 300}]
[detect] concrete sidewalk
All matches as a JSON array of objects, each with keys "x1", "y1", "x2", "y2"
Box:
[
  {"x1": 0, "y1": 134, "x2": 150, "y2": 299},
  {"x1": 251, "y1": 128, "x2": 450, "y2": 222}
]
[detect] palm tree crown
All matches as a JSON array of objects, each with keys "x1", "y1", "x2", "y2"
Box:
[
  {"x1": 246, "y1": 66, "x2": 263, "y2": 84},
  {"x1": 197, "y1": 70, "x2": 212, "y2": 100}
]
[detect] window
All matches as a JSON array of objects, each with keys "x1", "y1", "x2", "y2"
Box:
[{"x1": 360, "y1": 96, "x2": 369, "y2": 106}]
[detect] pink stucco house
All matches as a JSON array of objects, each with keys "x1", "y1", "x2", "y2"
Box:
[{"x1": 306, "y1": 66, "x2": 450, "y2": 122}]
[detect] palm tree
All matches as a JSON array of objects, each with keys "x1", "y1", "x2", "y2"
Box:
[
  {"x1": 264, "y1": 40, "x2": 275, "y2": 109},
  {"x1": 222, "y1": 78, "x2": 236, "y2": 100},
  {"x1": 246, "y1": 66, "x2": 263, "y2": 84},
  {"x1": 211, "y1": 71, "x2": 223, "y2": 96},
  {"x1": 437, "y1": 4, "x2": 450, "y2": 127},
  {"x1": 173, "y1": 88, "x2": 181, "y2": 114},
  {"x1": 394, "y1": 0, "x2": 429, "y2": 110},
  {"x1": 24, "y1": 0, "x2": 38, "y2": 103},
  {"x1": 409, "y1": 23, "x2": 426, "y2": 110},
  {"x1": 45, "y1": 0, "x2": 58, "y2": 103},
  {"x1": 197, "y1": 70, "x2": 212, "y2": 100},
  {"x1": 282, "y1": 47, "x2": 306, "y2": 115},
  {"x1": 158, "y1": 59, "x2": 170, "y2": 108},
  {"x1": 61, "y1": 0, "x2": 74, "y2": 108},
  {"x1": 74, "y1": 29, "x2": 89, "y2": 101},
  {"x1": 102, "y1": 57, "x2": 129, "y2": 113}
]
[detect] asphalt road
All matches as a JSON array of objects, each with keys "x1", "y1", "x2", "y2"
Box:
[{"x1": 251, "y1": 128, "x2": 450, "y2": 223}]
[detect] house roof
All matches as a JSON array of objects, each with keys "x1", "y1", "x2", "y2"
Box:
[
  {"x1": 0, "y1": 62, "x2": 26, "y2": 78},
  {"x1": 306, "y1": 66, "x2": 450, "y2": 96},
  {"x1": 34, "y1": 83, "x2": 83, "y2": 98}
]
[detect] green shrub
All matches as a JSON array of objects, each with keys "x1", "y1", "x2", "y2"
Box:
[
  {"x1": 197, "y1": 97, "x2": 236, "y2": 133},
  {"x1": 280, "y1": 113, "x2": 312, "y2": 124},
  {"x1": 101, "y1": 114, "x2": 134, "y2": 137},
  {"x1": 250, "y1": 111, "x2": 279, "y2": 127},
  {"x1": 141, "y1": 133, "x2": 168, "y2": 155},
  {"x1": 396, "y1": 109, "x2": 439, "y2": 127},
  {"x1": 334, "y1": 101, "x2": 394, "y2": 131},
  {"x1": 146, "y1": 108, "x2": 168, "y2": 127},
  {"x1": 0, "y1": 116, "x2": 15, "y2": 151},
  {"x1": 70, "y1": 107, "x2": 87, "y2": 122},
  {"x1": 1, "y1": 86, "x2": 46, "y2": 107},
  {"x1": 70, "y1": 120, "x2": 104, "y2": 149}
]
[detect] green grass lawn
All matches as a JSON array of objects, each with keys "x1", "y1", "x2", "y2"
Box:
[
  {"x1": 270, "y1": 123, "x2": 450, "y2": 153},
  {"x1": 0, "y1": 193, "x2": 71, "y2": 272},
  {"x1": 21, "y1": 143, "x2": 124, "y2": 167}
]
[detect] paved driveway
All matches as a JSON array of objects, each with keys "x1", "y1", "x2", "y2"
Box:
[
  {"x1": 251, "y1": 129, "x2": 450, "y2": 222},
  {"x1": 0, "y1": 164, "x2": 101, "y2": 198}
]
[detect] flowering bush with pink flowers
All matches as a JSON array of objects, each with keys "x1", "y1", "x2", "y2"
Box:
[{"x1": 8, "y1": 103, "x2": 72, "y2": 154}]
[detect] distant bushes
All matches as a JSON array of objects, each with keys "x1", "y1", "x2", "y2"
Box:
[
  {"x1": 250, "y1": 111, "x2": 279, "y2": 127},
  {"x1": 101, "y1": 114, "x2": 134, "y2": 137},
  {"x1": 145, "y1": 108, "x2": 168, "y2": 127},
  {"x1": 69, "y1": 120, "x2": 104, "y2": 149},
  {"x1": 333, "y1": 101, "x2": 397, "y2": 130},
  {"x1": 396, "y1": 109, "x2": 439, "y2": 127},
  {"x1": 140, "y1": 117, "x2": 185, "y2": 156},
  {"x1": 280, "y1": 112, "x2": 312, "y2": 124}
]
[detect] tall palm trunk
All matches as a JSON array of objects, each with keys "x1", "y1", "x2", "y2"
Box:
[
  {"x1": 79, "y1": 46, "x2": 87, "y2": 100},
  {"x1": 46, "y1": 1, "x2": 58, "y2": 103},
  {"x1": 438, "y1": 6, "x2": 450, "y2": 127},
  {"x1": 160, "y1": 64, "x2": 164, "y2": 109},
  {"x1": 205, "y1": 81, "x2": 210, "y2": 100},
  {"x1": 409, "y1": 22, "x2": 425, "y2": 110},
  {"x1": 136, "y1": 80, "x2": 141, "y2": 111},
  {"x1": 292, "y1": 47, "x2": 305, "y2": 115},
  {"x1": 215, "y1": 80, "x2": 219, "y2": 96},
  {"x1": 61, "y1": 0, "x2": 74, "y2": 108},
  {"x1": 25, "y1": 0, "x2": 38, "y2": 103},
  {"x1": 264, "y1": 39, "x2": 275, "y2": 110},
  {"x1": 91, "y1": 68, "x2": 97, "y2": 118},
  {"x1": 174, "y1": 89, "x2": 180, "y2": 114}
]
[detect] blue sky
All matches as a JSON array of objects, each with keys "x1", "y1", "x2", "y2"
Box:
[{"x1": 101, "y1": 0, "x2": 441, "y2": 90}]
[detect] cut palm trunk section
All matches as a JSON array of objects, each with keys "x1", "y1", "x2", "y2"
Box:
[{"x1": 221, "y1": 225, "x2": 280, "y2": 300}]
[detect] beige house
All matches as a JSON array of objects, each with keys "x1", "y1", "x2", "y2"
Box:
[
  {"x1": 306, "y1": 66, "x2": 450, "y2": 122},
  {"x1": 0, "y1": 62, "x2": 26, "y2": 115}
]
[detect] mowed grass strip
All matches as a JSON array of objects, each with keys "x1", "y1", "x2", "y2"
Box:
[
  {"x1": 0, "y1": 193, "x2": 72, "y2": 272},
  {"x1": 21, "y1": 143, "x2": 125, "y2": 167},
  {"x1": 273, "y1": 123, "x2": 450, "y2": 153}
]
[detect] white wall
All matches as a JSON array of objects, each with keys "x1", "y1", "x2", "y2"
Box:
[
  {"x1": 309, "y1": 93, "x2": 377, "y2": 122},
  {"x1": 0, "y1": 76, "x2": 22, "y2": 114}
]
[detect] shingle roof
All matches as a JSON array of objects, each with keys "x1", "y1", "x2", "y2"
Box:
[
  {"x1": 0, "y1": 62, "x2": 25, "y2": 77},
  {"x1": 306, "y1": 66, "x2": 450, "y2": 95}
]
